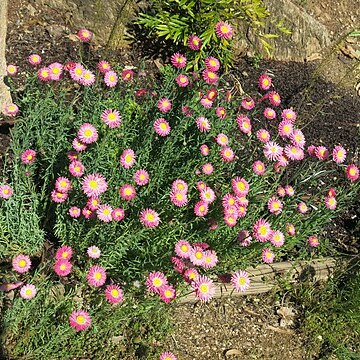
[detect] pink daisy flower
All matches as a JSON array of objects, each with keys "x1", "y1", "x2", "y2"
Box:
[
  {"x1": 134, "y1": 169, "x2": 150, "y2": 186},
  {"x1": 236, "y1": 115, "x2": 252, "y2": 134},
  {"x1": 281, "y1": 108, "x2": 297, "y2": 122},
  {"x1": 160, "y1": 352, "x2": 177, "y2": 360},
  {"x1": 87, "y1": 246, "x2": 101, "y2": 259},
  {"x1": 70, "y1": 63, "x2": 85, "y2": 82},
  {"x1": 263, "y1": 141, "x2": 283, "y2": 161},
  {"x1": 12, "y1": 254, "x2": 31, "y2": 274},
  {"x1": 215, "y1": 21, "x2": 233, "y2": 39},
  {"x1": 48, "y1": 62, "x2": 63, "y2": 81},
  {"x1": 231, "y1": 270, "x2": 250, "y2": 292},
  {"x1": 159, "y1": 285, "x2": 176, "y2": 303},
  {"x1": 346, "y1": 164, "x2": 359, "y2": 182},
  {"x1": 205, "y1": 57, "x2": 220, "y2": 72},
  {"x1": 236, "y1": 205, "x2": 247, "y2": 218},
  {"x1": 238, "y1": 230, "x2": 252, "y2": 246},
  {"x1": 0, "y1": 282, "x2": 23, "y2": 292},
  {"x1": 28, "y1": 54, "x2": 42, "y2": 66},
  {"x1": 175, "y1": 240, "x2": 192, "y2": 259},
  {"x1": 194, "y1": 200, "x2": 209, "y2": 217},
  {"x1": 111, "y1": 208, "x2": 125, "y2": 221},
  {"x1": 232, "y1": 177, "x2": 250, "y2": 197},
  {"x1": 82, "y1": 174, "x2": 108, "y2": 197},
  {"x1": 224, "y1": 213, "x2": 238, "y2": 227},
  {"x1": 140, "y1": 208, "x2": 160, "y2": 228},
  {"x1": 315, "y1": 146, "x2": 329, "y2": 160},
  {"x1": 122, "y1": 69, "x2": 134, "y2": 81},
  {"x1": 80, "y1": 70, "x2": 95, "y2": 86},
  {"x1": 55, "y1": 177, "x2": 71, "y2": 193},
  {"x1": 285, "y1": 185, "x2": 295, "y2": 196},
  {"x1": 222, "y1": 193, "x2": 236, "y2": 208},
  {"x1": 97, "y1": 60, "x2": 111, "y2": 73},
  {"x1": 77, "y1": 28, "x2": 92, "y2": 42},
  {"x1": 241, "y1": 97, "x2": 255, "y2": 110},
  {"x1": 193, "y1": 275, "x2": 215, "y2": 302},
  {"x1": 20, "y1": 284, "x2": 37, "y2": 300},
  {"x1": 196, "y1": 181, "x2": 207, "y2": 191},
  {"x1": 37, "y1": 67, "x2": 51, "y2": 81},
  {"x1": 171, "y1": 256, "x2": 185, "y2": 273},
  {"x1": 297, "y1": 202, "x2": 309, "y2": 214},
  {"x1": 3, "y1": 103, "x2": 19, "y2": 116},
  {"x1": 6, "y1": 64, "x2": 18, "y2": 76},
  {"x1": 170, "y1": 190, "x2": 188, "y2": 207},
  {"x1": 105, "y1": 284, "x2": 124, "y2": 304},
  {"x1": 216, "y1": 107, "x2": 227, "y2": 119},
  {"x1": 175, "y1": 74, "x2": 189, "y2": 87},
  {"x1": 308, "y1": 235, "x2": 319, "y2": 247},
  {"x1": 201, "y1": 250, "x2": 218, "y2": 269},
  {"x1": 307, "y1": 145, "x2": 316, "y2": 156},
  {"x1": 97, "y1": 204, "x2": 113, "y2": 222},
  {"x1": 332, "y1": 145, "x2": 347, "y2": 164},
  {"x1": 82, "y1": 207, "x2": 94, "y2": 220},
  {"x1": 54, "y1": 259, "x2": 72, "y2": 277},
  {"x1": 69, "y1": 160, "x2": 85, "y2": 177},
  {"x1": 325, "y1": 196, "x2": 337, "y2": 210},
  {"x1": 20, "y1": 149, "x2": 36, "y2": 165},
  {"x1": 69, "y1": 310, "x2": 91, "y2": 331},
  {"x1": 188, "y1": 35, "x2": 202, "y2": 50},
  {"x1": 290, "y1": 129, "x2": 306, "y2": 149},
  {"x1": 87, "y1": 197, "x2": 100, "y2": 211},
  {"x1": 276, "y1": 186, "x2": 285, "y2": 198},
  {"x1": 262, "y1": 248, "x2": 275, "y2": 263},
  {"x1": 170, "y1": 53, "x2": 187, "y2": 69},
  {"x1": 72, "y1": 138, "x2": 87, "y2": 152},
  {"x1": 69, "y1": 206, "x2": 81, "y2": 218},
  {"x1": 286, "y1": 223, "x2": 296, "y2": 236},
  {"x1": 200, "y1": 187, "x2": 216, "y2": 204},
  {"x1": 202, "y1": 69, "x2": 219, "y2": 84},
  {"x1": 146, "y1": 271, "x2": 168, "y2": 293},
  {"x1": 278, "y1": 155, "x2": 289, "y2": 167},
  {"x1": 78, "y1": 123, "x2": 98, "y2": 144},
  {"x1": 263, "y1": 107, "x2": 276, "y2": 120},
  {"x1": 51, "y1": 190, "x2": 68, "y2": 203},
  {"x1": 328, "y1": 187, "x2": 337, "y2": 197},
  {"x1": 268, "y1": 91, "x2": 281, "y2": 106},
  {"x1": 258, "y1": 74, "x2": 272, "y2": 90},
  {"x1": 220, "y1": 147, "x2": 235, "y2": 162},
  {"x1": 55, "y1": 245, "x2": 73, "y2": 261},
  {"x1": 119, "y1": 184, "x2": 136, "y2": 201},
  {"x1": 172, "y1": 179, "x2": 188, "y2": 193},
  {"x1": 183, "y1": 268, "x2": 200, "y2": 283},
  {"x1": 154, "y1": 118, "x2": 171, "y2": 136},
  {"x1": 278, "y1": 120, "x2": 294, "y2": 138},
  {"x1": 215, "y1": 133, "x2": 229, "y2": 147},
  {"x1": 236, "y1": 196, "x2": 249, "y2": 207},
  {"x1": 252, "y1": 160, "x2": 266, "y2": 175},
  {"x1": 104, "y1": 70, "x2": 118, "y2": 87},
  {"x1": 284, "y1": 145, "x2": 305, "y2": 161},
  {"x1": 200, "y1": 97, "x2": 213, "y2": 108},
  {"x1": 64, "y1": 61, "x2": 76, "y2": 72},
  {"x1": 87, "y1": 265, "x2": 107, "y2": 287},
  {"x1": 157, "y1": 98, "x2": 172, "y2": 113},
  {"x1": 196, "y1": 116, "x2": 211, "y2": 132},
  {"x1": 256, "y1": 129, "x2": 271, "y2": 143},
  {"x1": 253, "y1": 218, "x2": 272, "y2": 242},
  {"x1": 120, "y1": 149, "x2": 136, "y2": 169},
  {"x1": 200, "y1": 144, "x2": 210, "y2": 156},
  {"x1": 270, "y1": 230, "x2": 285, "y2": 247}
]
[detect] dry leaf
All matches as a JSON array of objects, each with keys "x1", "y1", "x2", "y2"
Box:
[{"x1": 225, "y1": 348, "x2": 242, "y2": 356}]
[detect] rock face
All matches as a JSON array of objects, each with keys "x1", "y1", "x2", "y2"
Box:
[
  {"x1": 34, "y1": 0, "x2": 142, "y2": 47},
  {"x1": 0, "y1": 0, "x2": 12, "y2": 111}
]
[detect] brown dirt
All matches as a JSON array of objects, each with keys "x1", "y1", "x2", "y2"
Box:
[{"x1": 1, "y1": 1, "x2": 359, "y2": 359}]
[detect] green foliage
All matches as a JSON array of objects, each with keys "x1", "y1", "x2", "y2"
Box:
[{"x1": 136, "y1": 0, "x2": 291, "y2": 70}]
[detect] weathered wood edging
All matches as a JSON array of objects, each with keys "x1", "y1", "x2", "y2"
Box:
[{"x1": 180, "y1": 257, "x2": 338, "y2": 303}]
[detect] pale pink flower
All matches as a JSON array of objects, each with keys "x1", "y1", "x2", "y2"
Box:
[
  {"x1": 12, "y1": 254, "x2": 31, "y2": 273},
  {"x1": 258, "y1": 74, "x2": 272, "y2": 90},
  {"x1": 170, "y1": 190, "x2": 188, "y2": 207},
  {"x1": 346, "y1": 164, "x2": 359, "y2": 182},
  {"x1": 241, "y1": 97, "x2": 255, "y2": 110},
  {"x1": 263, "y1": 107, "x2": 276, "y2": 119},
  {"x1": 54, "y1": 259, "x2": 72, "y2": 277},
  {"x1": 119, "y1": 184, "x2": 136, "y2": 201},
  {"x1": 28, "y1": 54, "x2": 42, "y2": 66},
  {"x1": 193, "y1": 275, "x2": 215, "y2": 302},
  {"x1": 3, "y1": 103, "x2": 19, "y2": 116},
  {"x1": 159, "y1": 285, "x2": 176, "y2": 303},
  {"x1": 194, "y1": 201, "x2": 208, "y2": 217},
  {"x1": 55, "y1": 245, "x2": 73, "y2": 261},
  {"x1": 82, "y1": 173, "x2": 108, "y2": 197},
  {"x1": 51, "y1": 190, "x2": 68, "y2": 203},
  {"x1": 77, "y1": 28, "x2": 92, "y2": 42},
  {"x1": 256, "y1": 129, "x2": 271, "y2": 143},
  {"x1": 120, "y1": 149, "x2": 136, "y2": 169},
  {"x1": 172, "y1": 179, "x2": 188, "y2": 193},
  {"x1": 290, "y1": 129, "x2": 306, "y2": 148},
  {"x1": 175, "y1": 74, "x2": 189, "y2": 87},
  {"x1": 112, "y1": 208, "x2": 125, "y2": 221},
  {"x1": 200, "y1": 187, "x2": 216, "y2": 204},
  {"x1": 324, "y1": 196, "x2": 337, "y2": 210},
  {"x1": 134, "y1": 169, "x2": 149, "y2": 186},
  {"x1": 154, "y1": 118, "x2": 171, "y2": 136},
  {"x1": 252, "y1": 160, "x2": 266, "y2": 175},
  {"x1": 78, "y1": 123, "x2": 98, "y2": 144},
  {"x1": 104, "y1": 70, "x2": 118, "y2": 87},
  {"x1": 6, "y1": 64, "x2": 18, "y2": 76},
  {"x1": 262, "y1": 248, "x2": 275, "y2": 263},
  {"x1": 69, "y1": 206, "x2": 81, "y2": 218},
  {"x1": 20, "y1": 284, "x2": 37, "y2": 300},
  {"x1": 231, "y1": 177, "x2": 249, "y2": 197},
  {"x1": 97, "y1": 204, "x2": 113, "y2": 222},
  {"x1": 216, "y1": 107, "x2": 226, "y2": 119},
  {"x1": 297, "y1": 202, "x2": 309, "y2": 214},
  {"x1": 72, "y1": 138, "x2": 87, "y2": 152},
  {"x1": 263, "y1": 141, "x2": 283, "y2": 161},
  {"x1": 196, "y1": 116, "x2": 211, "y2": 132},
  {"x1": 268, "y1": 91, "x2": 281, "y2": 106},
  {"x1": 281, "y1": 108, "x2": 297, "y2": 122},
  {"x1": 308, "y1": 235, "x2": 319, "y2": 247},
  {"x1": 278, "y1": 120, "x2": 293, "y2": 138},
  {"x1": 55, "y1": 177, "x2": 71, "y2": 193},
  {"x1": 200, "y1": 144, "x2": 210, "y2": 156},
  {"x1": 48, "y1": 62, "x2": 63, "y2": 81},
  {"x1": 315, "y1": 146, "x2": 329, "y2": 160},
  {"x1": 286, "y1": 223, "x2": 296, "y2": 236},
  {"x1": 332, "y1": 145, "x2": 347, "y2": 164},
  {"x1": 146, "y1": 271, "x2": 168, "y2": 293},
  {"x1": 69, "y1": 160, "x2": 85, "y2": 177},
  {"x1": 236, "y1": 115, "x2": 252, "y2": 134},
  {"x1": 270, "y1": 230, "x2": 285, "y2": 247},
  {"x1": 97, "y1": 60, "x2": 111, "y2": 73},
  {"x1": 231, "y1": 270, "x2": 250, "y2": 292},
  {"x1": 87, "y1": 246, "x2": 101, "y2": 259},
  {"x1": 140, "y1": 208, "x2": 160, "y2": 228},
  {"x1": 202, "y1": 69, "x2": 218, "y2": 84},
  {"x1": 253, "y1": 219, "x2": 272, "y2": 242},
  {"x1": 157, "y1": 98, "x2": 172, "y2": 113},
  {"x1": 105, "y1": 284, "x2": 124, "y2": 304}
]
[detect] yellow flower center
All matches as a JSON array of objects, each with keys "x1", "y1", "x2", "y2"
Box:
[
  {"x1": 41, "y1": 70, "x2": 49, "y2": 77},
  {"x1": 195, "y1": 251, "x2": 203, "y2": 259},
  {"x1": 111, "y1": 289, "x2": 119, "y2": 297},
  {"x1": 263, "y1": 79, "x2": 269, "y2": 86},
  {"x1": 18, "y1": 259, "x2": 27, "y2": 267},
  {"x1": 237, "y1": 182, "x2": 245, "y2": 191},
  {"x1": 257, "y1": 164, "x2": 263, "y2": 170},
  {"x1": 259, "y1": 226, "x2": 268, "y2": 236},
  {"x1": 208, "y1": 72, "x2": 215, "y2": 79},
  {"x1": 108, "y1": 113, "x2": 116, "y2": 120},
  {"x1": 62, "y1": 251, "x2": 68, "y2": 258},
  {"x1": 238, "y1": 277, "x2": 246, "y2": 285},
  {"x1": 125, "y1": 154, "x2": 133, "y2": 163},
  {"x1": 193, "y1": 39, "x2": 199, "y2": 45},
  {"x1": 349, "y1": 168, "x2": 356, "y2": 175},
  {"x1": 199, "y1": 205, "x2": 205, "y2": 212},
  {"x1": 88, "y1": 180, "x2": 98, "y2": 189},
  {"x1": 124, "y1": 188, "x2": 132, "y2": 196},
  {"x1": 76, "y1": 315, "x2": 85, "y2": 324},
  {"x1": 60, "y1": 264, "x2": 66, "y2": 270},
  {"x1": 74, "y1": 166, "x2": 80, "y2": 172},
  {"x1": 139, "y1": 174, "x2": 145, "y2": 180},
  {"x1": 146, "y1": 213, "x2": 155, "y2": 221},
  {"x1": 3, "y1": 189, "x2": 9, "y2": 194},
  {"x1": 177, "y1": 184, "x2": 185, "y2": 190},
  {"x1": 160, "y1": 123, "x2": 167, "y2": 130},
  {"x1": 75, "y1": 68, "x2": 83, "y2": 75},
  {"x1": 84, "y1": 73, "x2": 91, "y2": 80},
  {"x1": 153, "y1": 278, "x2": 162, "y2": 287},
  {"x1": 199, "y1": 284, "x2": 209, "y2": 293},
  {"x1": 52, "y1": 67, "x2": 60, "y2": 75},
  {"x1": 164, "y1": 290, "x2": 172, "y2": 298},
  {"x1": 286, "y1": 113, "x2": 292, "y2": 119},
  {"x1": 180, "y1": 245, "x2": 188, "y2": 252},
  {"x1": 103, "y1": 209, "x2": 110, "y2": 215},
  {"x1": 94, "y1": 272, "x2": 102, "y2": 280},
  {"x1": 25, "y1": 289, "x2": 33, "y2": 296},
  {"x1": 162, "y1": 101, "x2": 169, "y2": 107},
  {"x1": 109, "y1": 75, "x2": 115, "y2": 82},
  {"x1": 176, "y1": 193, "x2": 184, "y2": 200},
  {"x1": 84, "y1": 129, "x2": 93, "y2": 137},
  {"x1": 220, "y1": 25, "x2": 229, "y2": 33},
  {"x1": 60, "y1": 181, "x2": 67, "y2": 188}
]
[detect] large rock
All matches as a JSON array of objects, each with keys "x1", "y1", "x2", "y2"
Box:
[{"x1": 0, "y1": 0, "x2": 12, "y2": 112}]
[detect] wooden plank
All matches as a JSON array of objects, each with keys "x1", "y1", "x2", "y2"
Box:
[{"x1": 179, "y1": 257, "x2": 339, "y2": 303}]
